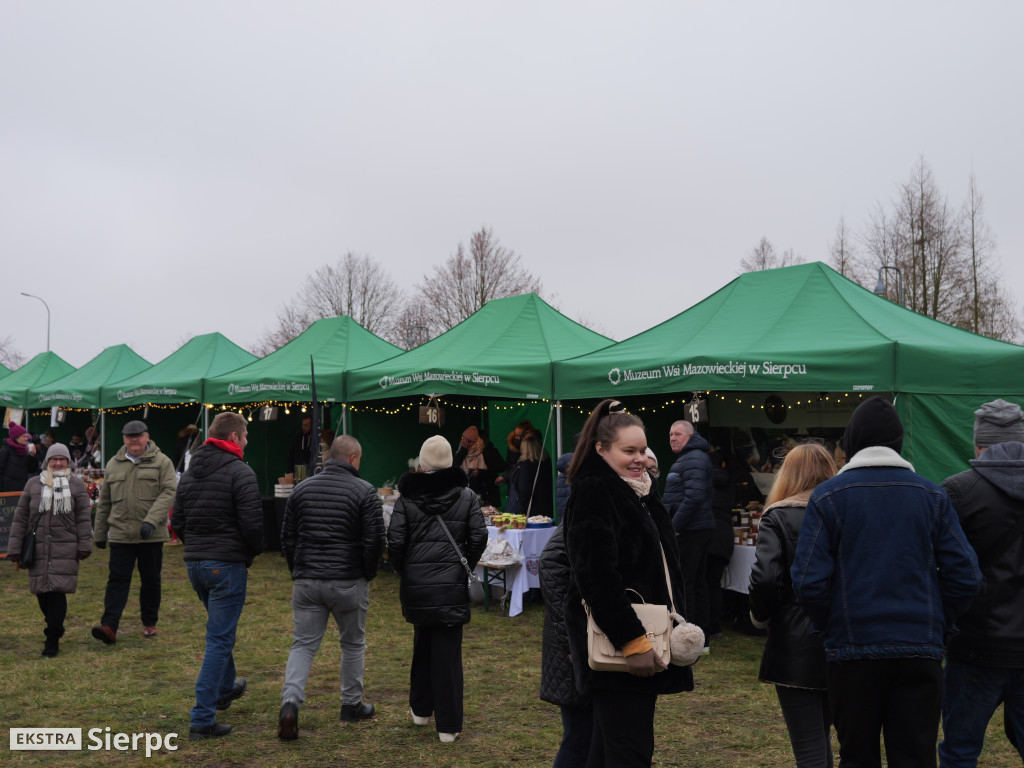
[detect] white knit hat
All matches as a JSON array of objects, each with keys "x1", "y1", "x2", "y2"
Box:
[{"x1": 418, "y1": 435, "x2": 453, "y2": 472}]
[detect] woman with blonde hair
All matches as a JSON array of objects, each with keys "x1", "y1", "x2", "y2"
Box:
[{"x1": 749, "y1": 443, "x2": 837, "y2": 768}]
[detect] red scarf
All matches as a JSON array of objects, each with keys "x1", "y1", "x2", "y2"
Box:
[{"x1": 206, "y1": 437, "x2": 243, "y2": 459}]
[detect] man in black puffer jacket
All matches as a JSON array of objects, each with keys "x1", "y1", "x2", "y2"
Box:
[
  {"x1": 171, "y1": 412, "x2": 263, "y2": 741},
  {"x1": 277, "y1": 435, "x2": 385, "y2": 740},
  {"x1": 664, "y1": 420, "x2": 714, "y2": 642}
]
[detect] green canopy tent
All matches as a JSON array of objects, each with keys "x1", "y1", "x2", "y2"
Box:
[
  {"x1": 26, "y1": 345, "x2": 152, "y2": 464},
  {"x1": 101, "y1": 332, "x2": 257, "y2": 410},
  {"x1": 553, "y1": 262, "x2": 1024, "y2": 481},
  {"x1": 0, "y1": 362, "x2": 10, "y2": 380},
  {"x1": 346, "y1": 293, "x2": 612, "y2": 489},
  {"x1": 205, "y1": 315, "x2": 402, "y2": 407},
  {"x1": 96, "y1": 333, "x2": 257, "y2": 470},
  {"x1": 33, "y1": 344, "x2": 151, "y2": 410},
  {"x1": 0, "y1": 351, "x2": 76, "y2": 410},
  {"x1": 204, "y1": 316, "x2": 402, "y2": 488}
]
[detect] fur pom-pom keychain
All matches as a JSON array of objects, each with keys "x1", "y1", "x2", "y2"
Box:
[{"x1": 669, "y1": 612, "x2": 705, "y2": 666}]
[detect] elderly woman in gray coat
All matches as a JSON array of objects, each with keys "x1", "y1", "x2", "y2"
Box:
[{"x1": 6, "y1": 443, "x2": 93, "y2": 657}]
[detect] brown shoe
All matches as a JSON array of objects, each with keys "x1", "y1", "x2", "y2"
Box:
[
  {"x1": 143, "y1": 626, "x2": 157, "y2": 639},
  {"x1": 91, "y1": 625, "x2": 116, "y2": 645}
]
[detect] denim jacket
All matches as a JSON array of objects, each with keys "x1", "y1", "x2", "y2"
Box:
[{"x1": 791, "y1": 446, "x2": 981, "y2": 662}]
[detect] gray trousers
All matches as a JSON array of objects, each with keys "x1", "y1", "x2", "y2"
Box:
[{"x1": 281, "y1": 578, "x2": 369, "y2": 707}]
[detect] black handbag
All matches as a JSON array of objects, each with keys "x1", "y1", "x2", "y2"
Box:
[{"x1": 20, "y1": 510, "x2": 43, "y2": 568}]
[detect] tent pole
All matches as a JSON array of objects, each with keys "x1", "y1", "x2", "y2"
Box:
[
  {"x1": 342, "y1": 404, "x2": 348, "y2": 435},
  {"x1": 100, "y1": 410, "x2": 106, "y2": 466},
  {"x1": 203, "y1": 406, "x2": 209, "y2": 438},
  {"x1": 555, "y1": 401, "x2": 563, "y2": 456}
]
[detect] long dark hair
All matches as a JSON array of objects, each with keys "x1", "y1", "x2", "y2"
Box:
[{"x1": 566, "y1": 399, "x2": 644, "y2": 482}]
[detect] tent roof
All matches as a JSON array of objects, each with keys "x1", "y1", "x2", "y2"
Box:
[
  {"x1": 0, "y1": 362, "x2": 10, "y2": 380},
  {"x1": 205, "y1": 316, "x2": 403, "y2": 404},
  {"x1": 101, "y1": 332, "x2": 257, "y2": 408},
  {"x1": 32, "y1": 345, "x2": 151, "y2": 410},
  {"x1": 554, "y1": 262, "x2": 1024, "y2": 399},
  {"x1": 0, "y1": 351, "x2": 77, "y2": 409},
  {"x1": 347, "y1": 293, "x2": 613, "y2": 401}
]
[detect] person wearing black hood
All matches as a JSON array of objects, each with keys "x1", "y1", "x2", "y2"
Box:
[
  {"x1": 792, "y1": 396, "x2": 981, "y2": 768},
  {"x1": 387, "y1": 435, "x2": 487, "y2": 744},
  {"x1": 939, "y1": 398, "x2": 1024, "y2": 766}
]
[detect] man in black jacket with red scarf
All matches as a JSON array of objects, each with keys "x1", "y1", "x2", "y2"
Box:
[{"x1": 171, "y1": 412, "x2": 263, "y2": 741}]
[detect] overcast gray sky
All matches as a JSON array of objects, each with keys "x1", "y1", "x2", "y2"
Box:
[{"x1": 3, "y1": 2, "x2": 1022, "y2": 368}]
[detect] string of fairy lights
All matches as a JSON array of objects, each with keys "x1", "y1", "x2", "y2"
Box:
[{"x1": 31, "y1": 391, "x2": 868, "y2": 423}]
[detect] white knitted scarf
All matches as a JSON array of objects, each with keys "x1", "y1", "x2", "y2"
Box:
[
  {"x1": 622, "y1": 471, "x2": 652, "y2": 498},
  {"x1": 40, "y1": 469, "x2": 74, "y2": 516}
]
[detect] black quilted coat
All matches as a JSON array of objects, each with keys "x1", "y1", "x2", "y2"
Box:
[
  {"x1": 539, "y1": 523, "x2": 588, "y2": 707},
  {"x1": 171, "y1": 441, "x2": 264, "y2": 565},
  {"x1": 564, "y1": 451, "x2": 694, "y2": 696},
  {"x1": 281, "y1": 459, "x2": 385, "y2": 581},
  {"x1": 387, "y1": 467, "x2": 487, "y2": 627}
]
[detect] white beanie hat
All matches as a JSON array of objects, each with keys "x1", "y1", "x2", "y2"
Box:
[{"x1": 418, "y1": 435, "x2": 453, "y2": 472}]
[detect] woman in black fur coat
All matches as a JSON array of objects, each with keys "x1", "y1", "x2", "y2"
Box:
[
  {"x1": 387, "y1": 435, "x2": 487, "y2": 744},
  {"x1": 564, "y1": 400, "x2": 694, "y2": 767}
]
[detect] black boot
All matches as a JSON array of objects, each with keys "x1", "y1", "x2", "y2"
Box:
[{"x1": 42, "y1": 628, "x2": 60, "y2": 657}]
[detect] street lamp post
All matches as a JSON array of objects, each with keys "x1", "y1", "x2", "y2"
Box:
[
  {"x1": 20, "y1": 292, "x2": 51, "y2": 351},
  {"x1": 873, "y1": 266, "x2": 904, "y2": 306}
]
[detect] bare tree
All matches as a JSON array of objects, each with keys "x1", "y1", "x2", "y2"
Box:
[
  {"x1": 860, "y1": 159, "x2": 1020, "y2": 341},
  {"x1": 954, "y1": 174, "x2": 1021, "y2": 341},
  {"x1": 0, "y1": 335, "x2": 25, "y2": 369},
  {"x1": 385, "y1": 301, "x2": 441, "y2": 351},
  {"x1": 739, "y1": 236, "x2": 804, "y2": 272},
  {"x1": 419, "y1": 227, "x2": 542, "y2": 331},
  {"x1": 828, "y1": 216, "x2": 861, "y2": 280},
  {"x1": 253, "y1": 253, "x2": 404, "y2": 354}
]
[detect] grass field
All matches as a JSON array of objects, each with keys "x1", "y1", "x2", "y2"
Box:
[{"x1": 1, "y1": 546, "x2": 1018, "y2": 767}]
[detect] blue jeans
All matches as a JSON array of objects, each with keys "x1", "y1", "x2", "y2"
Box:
[
  {"x1": 939, "y1": 658, "x2": 1024, "y2": 767},
  {"x1": 186, "y1": 561, "x2": 248, "y2": 727},
  {"x1": 281, "y1": 578, "x2": 369, "y2": 707}
]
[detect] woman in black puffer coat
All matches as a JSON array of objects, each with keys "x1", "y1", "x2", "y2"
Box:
[
  {"x1": 387, "y1": 436, "x2": 487, "y2": 744},
  {"x1": 748, "y1": 443, "x2": 836, "y2": 768},
  {"x1": 563, "y1": 400, "x2": 693, "y2": 768}
]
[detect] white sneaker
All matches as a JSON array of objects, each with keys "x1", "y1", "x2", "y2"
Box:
[
  {"x1": 438, "y1": 732, "x2": 460, "y2": 743},
  {"x1": 410, "y1": 710, "x2": 429, "y2": 727}
]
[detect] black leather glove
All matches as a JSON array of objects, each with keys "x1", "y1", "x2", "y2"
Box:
[
  {"x1": 95, "y1": 541, "x2": 107, "y2": 549},
  {"x1": 139, "y1": 523, "x2": 155, "y2": 540}
]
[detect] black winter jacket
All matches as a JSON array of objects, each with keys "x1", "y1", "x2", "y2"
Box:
[
  {"x1": 388, "y1": 467, "x2": 487, "y2": 627},
  {"x1": 708, "y1": 463, "x2": 736, "y2": 561},
  {"x1": 281, "y1": 459, "x2": 385, "y2": 581},
  {"x1": 171, "y1": 441, "x2": 264, "y2": 566},
  {"x1": 564, "y1": 451, "x2": 694, "y2": 696},
  {"x1": 664, "y1": 432, "x2": 715, "y2": 532},
  {"x1": 748, "y1": 500, "x2": 827, "y2": 689},
  {"x1": 943, "y1": 441, "x2": 1024, "y2": 668},
  {"x1": 539, "y1": 524, "x2": 588, "y2": 707},
  {"x1": 555, "y1": 452, "x2": 572, "y2": 520},
  {"x1": 514, "y1": 457, "x2": 553, "y2": 518},
  {"x1": 0, "y1": 443, "x2": 39, "y2": 493}
]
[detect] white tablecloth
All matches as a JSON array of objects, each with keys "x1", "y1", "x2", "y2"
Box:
[
  {"x1": 721, "y1": 544, "x2": 757, "y2": 594},
  {"x1": 475, "y1": 525, "x2": 556, "y2": 617}
]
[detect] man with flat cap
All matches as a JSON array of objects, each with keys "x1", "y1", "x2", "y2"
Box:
[
  {"x1": 939, "y1": 399, "x2": 1024, "y2": 766},
  {"x1": 91, "y1": 419, "x2": 176, "y2": 644},
  {"x1": 791, "y1": 396, "x2": 981, "y2": 768}
]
